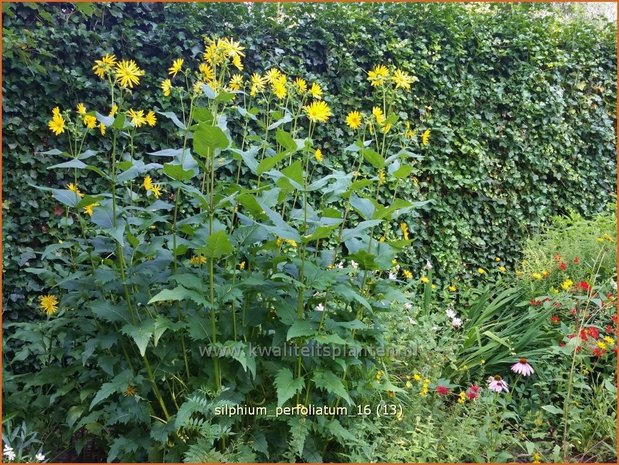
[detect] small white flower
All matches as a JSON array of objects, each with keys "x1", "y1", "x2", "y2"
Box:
[
  {"x1": 407, "y1": 316, "x2": 417, "y2": 325},
  {"x1": 350, "y1": 260, "x2": 359, "y2": 269},
  {"x1": 4, "y1": 446, "x2": 15, "y2": 461},
  {"x1": 315, "y1": 303, "x2": 325, "y2": 312},
  {"x1": 451, "y1": 317, "x2": 463, "y2": 328},
  {"x1": 425, "y1": 259, "x2": 433, "y2": 270},
  {"x1": 445, "y1": 308, "x2": 456, "y2": 319},
  {"x1": 404, "y1": 302, "x2": 412, "y2": 311},
  {"x1": 336, "y1": 261, "x2": 344, "y2": 269},
  {"x1": 388, "y1": 272, "x2": 397, "y2": 280},
  {"x1": 36, "y1": 453, "x2": 46, "y2": 462}
]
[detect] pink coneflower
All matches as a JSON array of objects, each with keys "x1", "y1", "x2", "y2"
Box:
[
  {"x1": 435, "y1": 385, "x2": 449, "y2": 396},
  {"x1": 487, "y1": 375, "x2": 509, "y2": 393},
  {"x1": 466, "y1": 385, "x2": 480, "y2": 400},
  {"x1": 511, "y1": 358, "x2": 534, "y2": 377}
]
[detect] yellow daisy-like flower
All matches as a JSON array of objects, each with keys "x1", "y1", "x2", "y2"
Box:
[
  {"x1": 76, "y1": 103, "x2": 87, "y2": 115},
  {"x1": 52, "y1": 106, "x2": 61, "y2": 117},
  {"x1": 345, "y1": 111, "x2": 363, "y2": 130},
  {"x1": 304, "y1": 100, "x2": 332, "y2": 123},
  {"x1": 421, "y1": 129, "x2": 431, "y2": 146},
  {"x1": 392, "y1": 69, "x2": 416, "y2": 90},
  {"x1": 314, "y1": 148, "x2": 323, "y2": 163},
  {"x1": 198, "y1": 63, "x2": 215, "y2": 83},
  {"x1": 448, "y1": 285, "x2": 457, "y2": 292},
  {"x1": 127, "y1": 109, "x2": 147, "y2": 128},
  {"x1": 532, "y1": 452, "x2": 542, "y2": 464},
  {"x1": 265, "y1": 68, "x2": 282, "y2": 84},
  {"x1": 498, "y1": 266, "x2": 506, "y2": 272},
  {"x1": 532, "y1": 272, "x2": 543, "y2": 280},
  {"x1": 495, "y1": 257, "x2": 501, "y2": 262},
  {"x1": 229, "y1": 74, "x2": 244, "y2": 91},
  {"x1": 250, "y1": 73, "x2": 267, "y2": 96},
  {"x1": 168, "y1": 58, "x2": 184, "y2": 77},
  {"x1": 39, "y1": 294, "x2": 59, "y2": 316},
  {"x1": 123, "y1": 385, "x2": 138, "y2": 397},
  {"x1": 115, "y1": 59, "x2": 145, "y2": 89},
  {"x1": 378, "y1": 170, "x2": 386, "y2": 184},
  {"x1": 294, "y1": 77, "x2": 307, "y2": 95},
  {"x1": 402, "y1": 270, "x2": 413, "y2": 280},
  {"x1": 404, "y1": 121, "x2": 415, "y2": 139},
  {"x1": 222, "y1": 37, "x2": 245, "y2": 58},
  {"x1": 161, "y1": 79, "x2": 172, "y2": 97},
  {"x1": 67, "y1": 183, "x2": 84, "y2": 198},
  {"x1": 92, "y1": 53, "x2": 117, "y2": 79},
  {"x1": 109, "y1": 105, "x2": 118, "y2": 117},
  {"x1": 604, "y1": 336, "x2": 615, "y2": 345},
  {"x1": 368, "y1": 64, "x2": 389, "y2": 87},
  {"x1": 597, "y1": 341, "x2": 607, "y2": 350},
  {"x1": 145, "y1": 110, "x2": 157, "y2": 127},
  {"x1": 190, "y1": 255, "x2": 207, "y2": 266},
  {"x1": 309, "y1": 82, "x2": 323, "y2": 100},
  {"x1": 372, "y1": 106, "x2": 386, "y2": 125},
  {"x1": 48, "y1": 114, "x2": 65, "y2": 136},
  {"x1": 273, "y1": 81, "x2": 287, "y2": 100},
  {"x1": 232, "y1": 54, "x2": 243, "y2": 71},
  {"x1": 561, "y1": 279, "x2": 573, "y2": 290},
  {"x1": 413, "y1": 373, "x2": 422, "y2": 382},
  {"x1": 83, "y1": 202, "x2": 99, "y2": 216},
  {"x1": 420, "y1": 276, "x2": 429, "y2": 284},
  {"x1": 83, "y1": 115, "x2": 97, "y2": 129},
  {"x1": 478, "y1": 268, "x2": 486, "y2": 275},
  {"x1": 239, "y1": 261, "x2": 246, "y2": 270},
  {"x1": 143, "y1": 175, "x2": 153, "y2": 191},
  {"x1": 99, "y1": 122, "x2": 106, "y2": 136},
  {"x1": 150, "y1": 184, "x2": 163, "y2": 199},
  {"x1": 457, "y1": 391, "x2": 466, "y2": 404}
]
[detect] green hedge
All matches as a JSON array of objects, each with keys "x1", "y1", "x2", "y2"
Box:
[{"x1": 3, "y1": 2, "x2": 616, "y2": 321}]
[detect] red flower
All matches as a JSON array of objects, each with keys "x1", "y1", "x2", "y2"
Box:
[
  {"x1": 436, "y1": 385, "x2": 449, "y2": 396},
  {"x1": 553, "y1": 253, "x2": 562, "y2": 262},
  {"x1": 587, "y1": 327, "x2": 599, "y2": 339},
  {"x1": 569, "y1": 308, "x2": 577, "y2": 316},
  {"x1": 611, "y1": 314, "x2": 617, "y2": 324},
  {"x1": 573, "y1": 256, "x2": 580, "y2": 265},
  {"x1": 466, "y1": 385, "x2": 480, "y2": 400},
  {"x1": 579, "y1": 329, "x2": 588, "y2": 341},
  {"x1": 606, "y1": 324, "x2": 614, "y2": 334},
  {"x1": 553, "y1": 302, "x2": 562, "y2": 308},
  {"x1": 575, "y1": 281, "x2": 591, "y2": 292},
  {"x1": 558, "y1": 262, "x2": 567, "y2": 271},
  {"x1": 550, "y1": 315, "x2": 561, "y2": 325},
  {"x1": 592, "y1": 347, "x2": 605, "y2": 358},
  {"x1": 530, "y1": 299, "x2": 542, "y2": 306}
]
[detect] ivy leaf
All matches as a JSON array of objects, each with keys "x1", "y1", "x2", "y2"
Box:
[{"x1": 275, "y1": 368, "x2": 305, "y2": 407}]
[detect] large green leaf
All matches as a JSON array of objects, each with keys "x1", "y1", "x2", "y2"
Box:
[
  {"x1": 199, "y1": 229, "x2": 234, "y2": 259},
  {"x1": 312, "y1": 370, "x2": 353, "y2": 405},
  {"x1": 274, "y1": 368, "x2": 305, "y2": 407},
  {"x1": 193, "y1": 123, "x2": 229, "y2": 157}
]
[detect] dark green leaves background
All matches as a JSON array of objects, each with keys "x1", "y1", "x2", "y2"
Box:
[{"x1": 2, "y1": 2, "x2": 616, "y2": 322}]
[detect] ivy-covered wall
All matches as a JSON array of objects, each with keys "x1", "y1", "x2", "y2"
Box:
[{"x1": 2, "y1": 2, "x2": 616, "y2": 320}]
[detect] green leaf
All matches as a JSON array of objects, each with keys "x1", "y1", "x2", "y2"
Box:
[
  {"x1": 148, "y1": 286, "x2": 208, "y2": 307},
  {"x1": 163, "y1": 162, "x2": 195, "y2": 181},
  {"x1": 199, "y1": 230, "x2": 234, "y2": 259},
  {"x1": 89, "y1": 370, "x2": 133, "y2": 409},
  {"x1": 276, "y1": 129, "x2": 297, "y2": 152},
  {"x1": 542, "y1": 405, "x2": 563, "y2": 415},
  {"x1": 158, "y1": 111, "x2": 186, "y2": 129},
  {"x1": 257, "y1": 151, "x2": 288, "y2": 175},
  {"x1": 287, "y1": 320, "x2": 316, "y2": 340},
  {"x1": 275, "y1": 368, "x2": 305, "y2": 407},
  {"x1": 48, "y1": 159, "x2": 87, "y2": 170},
  {"x1": 193, "y1": 123, "x2": 229, "y2": 158},
  {"x1": 312, "y1": 370, "x2": 353, "y2": 405},
  {"x1": 361, "y1": 148, "x2": 384, "y2": 169},
  {"x1": 52, "y1": 189, "x2": 81, "y2": 207}
]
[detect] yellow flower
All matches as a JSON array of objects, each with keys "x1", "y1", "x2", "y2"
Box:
[
  {"x1": 603, "y1": 233, "x2": 614, "y2": 242},
  {"x1": 67, "y1": 183, "x2": 84, "y2": 198},
  {"x1": 99, "y1": 122, "x2": 106, "y2": 136},
  {"x1": 378, "y1": 170, "x2": 386, "y2": 185},
  {"x1": 532, "y1": 272, "x2": 543, "y2": 280},
  {"x1": 83, "y1": 202, "x2": 99, "y2": 216},
  {"x1": 221, "y1": 37, "x2": 245, "y2": 58},
  {"x1": 294, "y1": 77, "x2": 307, "y2": 95},
  {"x1": 498, "y1": 266, "x2": 506, "y2": 272},
  {"x1": 115, "y1": 59, "x2": 145, "y2": 89},
  {"x1": 239, "y1": 261, "x2": 246, "y2": 270},
  {"x1": 597, "y1": 341, "x2": 607, "y2": 350},
  {"x1": 273, "y1": 80, "x2": 287, "y2": 100},
  {"x1": 145, "y1": 110, "x2": 157, "y2": 127},
  {"x1": 190, "y1": 255, "x2": 207, "y2": 266},
  {"x1": 457, "y1": 391, "x2": 466, "y2": 404},
  {"x1": 265, "y1": 68, "x2": 282, "y2": 84},
  {"x1": 161, "y1": 79, "x2": 172, "y2": 97},
  {"x1": 76, "y1": 103, "x2": 87, "y2": 115},
  {"x1": 402, "y1": 270, "x2": 413, "y2": 280},
  {"x1": 420, "y1": 276, "x2": 429, "y2": 284},
  {"x1": 199, "y1": 63, "x2": 215, "y2": 82},
  {"x1": 127, "y1": 109, "x2": 147, "y2": 128},
  {"x1": 39, "y1": 294, "x2": 59, "y2": 316},
  {"x1": 375, "y1": 370, "x2": 384, "y2": 381},
  {"x1": 286, "y1": 239, "x2": 298, "y2": 248},
  {"x1": 123, "y1": 385, "x2": 138, "y2": 397},
  {"x1": 52, "y1": 106, "x2": 61, "y2": 117},
  {"x1": 448, "y1": 285, "x2": 457, "y2": 292},
  {"x1": 542, "y1": 270, "x2": 549, "y2": 278},
  {"x1": 143, "y1": 175, "x2": 153, "y2": 192},
  {"x1": 304, "y1": 101, "x2": 332, "y2": 123},
  {"x1": 229, "y1": 74, "x2": 244, "y2": 91},
  {"x1": 561, "y1": 279, "x2": 573, "y2": 290},
  {"x1": 392, "y1": 69, "x2": 416, "y2": 90},
  {"x1": 532, "y1": 452, "x2": 542, "y2": 463},
  {"x1": 345, "y1": 111, "x2": 363, "y2": 130},
  {"x1": 368, "y1": 64, "x2": 389, "y2": 87},
  {"x1": 109, "y1": 105, "x2": 118, "y2": 117},
  {"x1": 309, "y1": 82, "x2": 323, "y2": 99},
  {"x1": 477, "y1": 268, "x2": 486, "y2": 275},
  {"x1": 413, "y1": 373, "x2": 422, "y2": 382},
  {"x1": 314, "y1": 148, "x2": 323, "y2": 163},
  {"x1": 400, "y1": 223, "x2": 410, "y2": 241},
  {"x1": 48, "y1": 114, "x2": 65, "y2": 136},
  {"x1": 92, "y1": 53, "x2": 117, "y2": 79},
  {"x1": 83, "y1": 115, "x2": 97, "y2": 129},
  {"x1": 250, "y1": 73, "x2": 267, "y2": 96},
  {"x1": 168, "y1": 58, "x2": 184, "y2": 77},
  {"x1": 421, "y1": 129, "x2": 431, "y2": 146},
  {"x1": 150, "y1": 184, "x2": 163, "y2": 199},
  {"x1": 372, "y1": 106, "x2": 386, "y2": 125},
  {"x1": 603, "y1": 336, "x2": 614, "y2": 345},
  {"x1": 495, "y1": 257, "x2": 501, "y2": 262},
  {"x1": 405, "y1": 121, "x2": 415, "y2": 139},
  {"x1": 232, "y1": 55, "x2": 243, "y2": 71}
]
